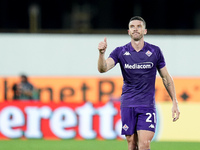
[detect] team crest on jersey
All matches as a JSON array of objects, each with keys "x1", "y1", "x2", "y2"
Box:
[
  {"x1": 122, "y1": 124, "x2": 129, "y2": 131},
  {"x1": 145, "y1": 50, "x2": 152, "y2": 57}
]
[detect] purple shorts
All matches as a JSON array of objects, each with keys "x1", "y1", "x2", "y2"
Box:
[{"x1": 121, "y1": 107, "x2": 157, "y2": 135}]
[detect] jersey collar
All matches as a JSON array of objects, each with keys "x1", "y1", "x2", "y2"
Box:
[{"x1": 129, "y1": 42, "x2": 147, "y2": 52}]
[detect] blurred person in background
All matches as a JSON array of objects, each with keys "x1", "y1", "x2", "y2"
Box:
[
  {"x1": 97, "y1": 16, "x2": 180, "y2": 150},
  {"x1": 12, "y1": 74, "x2": 35, "y2": 100}
]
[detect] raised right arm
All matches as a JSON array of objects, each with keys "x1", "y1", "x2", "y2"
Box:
[{"x1": 98, "y1": 37, "x2": 115, "y2": 73}]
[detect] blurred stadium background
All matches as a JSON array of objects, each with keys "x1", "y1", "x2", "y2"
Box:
[{"x1": 0, "y1": 0, "x2": 200, "y2": 150}]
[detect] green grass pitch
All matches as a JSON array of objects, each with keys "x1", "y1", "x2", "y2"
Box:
[{"x1": 0, "y1": 139, "x2": 199, "y2": 150}]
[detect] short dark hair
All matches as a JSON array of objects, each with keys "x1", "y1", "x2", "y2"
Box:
[
  {"x1": 21, "y1": 74, "x2": 28, "y2": 82},
  {"x1": 128, "y1": 16, "x2": 146, "y2": 28}
]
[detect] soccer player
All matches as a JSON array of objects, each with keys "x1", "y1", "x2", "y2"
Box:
[{"x1": 97, "y1": 16, "x2": 180, "y2": 150}]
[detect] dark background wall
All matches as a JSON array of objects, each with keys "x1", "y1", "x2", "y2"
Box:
[{"x1": 0, "y1": 0, "x2": 199, "y2": 32}]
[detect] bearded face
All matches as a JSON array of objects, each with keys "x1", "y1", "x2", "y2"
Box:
[
  {"x1": 128, "y1": 20, "x2": 147, "y2": 41},
  {"x1": 130, "y1": 31, "x2": 144, "y2": 41}
]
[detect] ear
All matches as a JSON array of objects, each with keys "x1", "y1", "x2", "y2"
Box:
[
  {"x1": 144, "y1": 29, "x2": 147, "y2": 35},
  {"x1": 128, "y1": 29, "x2": 130, "y2": 35}
]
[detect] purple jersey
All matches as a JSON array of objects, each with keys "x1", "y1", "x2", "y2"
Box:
[{"x1": 109, "y1": 42, "x2": 165, "y2": 108}]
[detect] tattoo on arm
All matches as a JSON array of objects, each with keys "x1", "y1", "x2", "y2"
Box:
[
  {"x1": 162, "y1": 78, "x2": 171, "y2": 94},
  {"x1": 165, "y1": 82, "x2": 171, "y2": 88},
  {"x1": 162, "y1": 77, "x2": 176, "y2": 101}
]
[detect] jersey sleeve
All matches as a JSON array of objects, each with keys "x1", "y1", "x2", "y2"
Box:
[
  {"x1": 108, "y1": 47, "x2": 120, "y2": 65},
  {"x1": 156, "y1": 48, "x2": 166, "y2": 69}
]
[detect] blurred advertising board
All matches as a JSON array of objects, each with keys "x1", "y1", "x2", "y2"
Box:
[
  {"x1": 156, "y1": 102, "x2": 200, "y2": 141},
  {"x1": 0, "y1": 101, "x2": 199, "y2": 141},
  {"x1": 0, "y1": 76, "x2": 200, "y2": 141},
  {"x1": 0, "y1": 101, "x2": 123, "y2": 140},
  {"x1": 0, "y1": 76, "x2": 200, "y2": 103}
]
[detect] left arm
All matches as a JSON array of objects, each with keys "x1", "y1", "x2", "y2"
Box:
[{"x1": 158, "y1": 66, "x2": 180, "y2": 122}]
